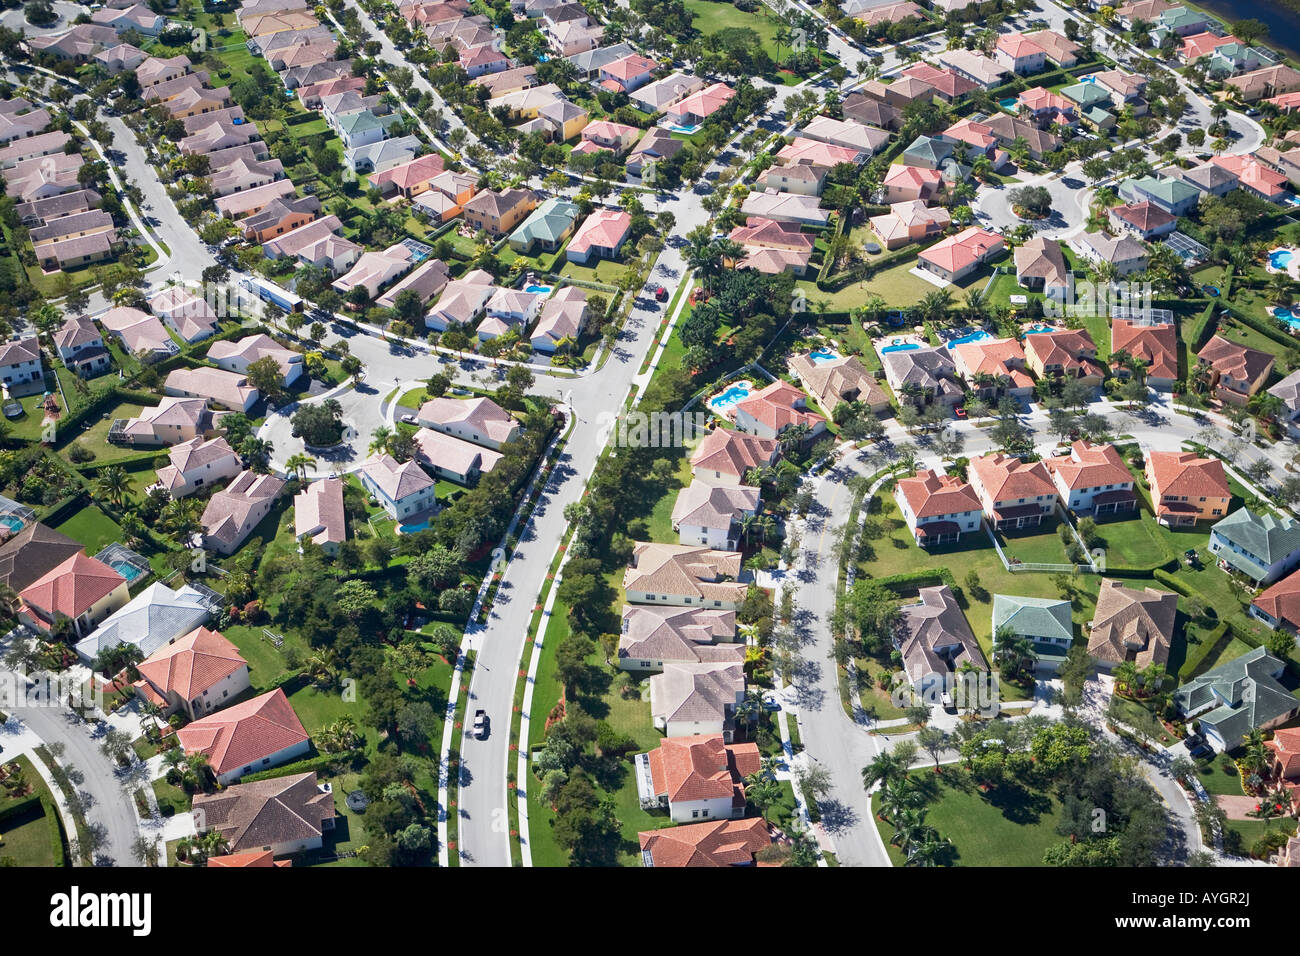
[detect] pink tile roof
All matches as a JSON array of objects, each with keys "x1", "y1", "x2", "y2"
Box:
[
  {"x1": 176, "y1": 688, "x2": 308, "y2": 777},
  {"x1": 918, "y1": 226, "x2": 1003, "y2": 273},
  {"x1": 567, "y1": 208, "x2": 631, "y2": 255},
  {"x1": 20, "y1": 553, "x2": 125, "y2": 620},
  {"x1": 601, "y1": 53, "x2": 657, "y2": 80},
  {"x1": 670, "y1": 82, "x2": 734, "y2": 120}
]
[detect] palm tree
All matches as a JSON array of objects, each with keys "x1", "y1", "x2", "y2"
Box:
[
  {"x1": 862, "y1": 750, "x2": 906, "y2": 793},
  {"x1": 369, "y1": 425, "x2": 395, "y2": 457},
  {"x1": 1113, "y1": 660, "x2": 1140, "y2": 696},
  {"x1": 907, "y1": 833, "x2": 952, "y2": 867},
  {"x1": 919, "y1": 289, "x2": 952, "y2": 323},
  {"x1": 778, "y1": 423, "x2": 811, "y2": 455},
  {"x1": 285, "y1": 453, "x2": 318, "y2": 481},
  {"x1": 94, "y1": 465, "x2": 131, "y2": 508},
  {"x1": 963, "y1": 288, "x2": 987, "y2": 323},
  {"x1": 889, "y1": 806, "x2": 931, "y2": 855},
  {"x1": 161, "y1": 497, "x2": 203, "y2": 538}
]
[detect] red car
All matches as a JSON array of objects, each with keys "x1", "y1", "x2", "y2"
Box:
[{"x1": 654, "y1": 285, "x2": 668, "y2": 302}]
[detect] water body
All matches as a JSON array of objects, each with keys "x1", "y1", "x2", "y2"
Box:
[{"x1": 1189, "y1": 0, "x2": 1300, "y2": 61}]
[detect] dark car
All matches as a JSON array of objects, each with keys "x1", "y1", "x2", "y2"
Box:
[{"x1": 654, "y1": 285, "x2": 668, "y2": 301}]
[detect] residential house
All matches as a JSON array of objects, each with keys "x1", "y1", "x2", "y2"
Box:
[
  {"x1": 210, "y1": 156, "x2": 286, "y2": 199},
  {"x1": 761, "y1": 160, "x2": 829, "y2": 197},
  {"x1": 19, "y1": 553, "x2": 129, "y2": 639},
  {"x1": 689, "y1": 429, "x2": 779, "y2": 487},
  {"x1": 882, "y1": 164, "x2": 944, "y2": 203},
  {"x1": 0, "y1": 130, "x2": 67, "y2": 169},
  {"x1": 1196, "y1": 334, "x2": 1274, "y2": 405},
  {"x1": 566, "y1": 208, "x2": 632, "y2": 264},
  {"x1": 566, "y1": 41, "x2": 637, "y2": 78},
  {"x1": 900, "y1": 62, "x2": 975, "y2": 103},
  {"x1": 53, "y1": 316, "x2": 111, "y2": 379},
  {"x1": 0, "y1": 337, "x2": 45, "y2": 398},
  {"x1": 1072, "y1": 231, "x2": 1149, "y2": 276},
  {"x1": 1209, "y1": 509, "x2": 1300, "y2": 585},
  {"x1": 332, "y1": 242, "x2": 417, "y2": 300},
  {"x1": 178, "y1": 688, "x2": 310, "y2": 785},
  {"x1": 91, "y1": 3, "x2": 166, "y2": 35},
  {"x1": 992, "y1": 594, "x2": 1074, "y2": 672},
  {"x1": 1043, "y1": 441, "x2": 1138, "y2": 517},
  {"x1": 94, "y1": 42, "x2": 147, "y2": 73},
  {"x1": 665, "y1": 82, "x2": 735, "y2": 126},
  {"x1": 1109, "y1": 200, "x2": 1177, "y2": 241},
  {"x1": 994, "y1": 32, "x2": 1047, "y2": 75},
  {"x1": 896, "y1": 585, "x2": 987, "y2": 699},
  {"x1": 739, "y1": 191, "x2": 829, "y2": 227},
  {"x1": 894, "y1": 469, "x2": 983, "y2": 547},
  {"x1": 113, "y1": 397, "x2": 210, "y2": 448},
  {"x1": 1175, "y1": 647, "x2": 1298, "y2": 752},
  {"x1": 917, "y1": 226, "x2": 1005, "y2": 284},
  {"x1": 26, "y1": 24, "x2": 119, "y2": 62},
  {"x1": 936, "y1": 48, "x2": 1010, "y2": 88},
  {"x1": 73, "y1": 582, "x2": 216, "y2": 665},
  {"x1": 968, "y1": 452, "x2": 1059, "y2": 530},
  {"x1": 530, "y1": 285, "x2": 588, "y2": 353},
  {"x1": 984, "y1": 113, "x2": 1061, "y2": 161},
  {"x1": 133, "y1": 627, "x2": 250, "y2": 721},
  {"x1": 191, "y1": 772, "x2": 334, "y2": 857},
  {"x1": 151, "y1": 436, "x2": 241, "y2": 500},
  {"x1": 137, "y1": 54, "x2": 191, "y2": 88},
  {"x1": 34, "y1": 233, "x2": 113, "y2": 271},
  {"x1": 1253, "y1": 568, "x2": 1300, "y2": 631},
  {"x1": 623, "y1": 542, "x2": 747, "y2": 609},
  {"x1": 949, "y1": 337, "x2": 1034, "y2": 400},
  {"x1": 881, "y1": 346, "x2": 963, "y2": 409},
  {"x1": 374, "y1": 259, "x2": 451, "y2": 312},
  {"x1": 650, "y1": 661, "x2": 745, "y2": 739},
  {"x1": 637, "y1": 818, "x2": 771, "y2": 867},
  {"x1": 1023, "y1": 328, "x2": 1105, "y2": 386},
  {"x1": 629, "y1": 72, "x2": 704, "y2": 113},
  {"x1": 462, "y1": 188, "x2": 538, "y2": 238},
  {"x1": 101, "y1": 307, "x2": 179, "y2": 362},
  {"x1": 411, "y1": 428, "x2": 503, "y2": 485},
  {"x1": 508, "y1": 197, "x2": 580, "y2": 256},
  {"x1": 0, "y1": 523, "x2": 82, "y2": 594},
  {"x1": 460, "y1": 44, "x2": 510, "y2": 78},
  {"x1": 1087, "y1": 579, "x2": 1178, "y2": 670},
  {"x1": 262, "y1": 216, "x2": 361, "y2": 274},
  {"x1": 368, "y1": 153, "x2": 446, "y2": 200},
  {"x1": 841, "y1": 93, "x2": 901, "y2": 131},
  {"x1": 1013, "y1": 236, "x2": 1072, "y2": 299},
  {"x1": 357, "y1": 453, "x2": 438, "y2": 521},
  {"x1": 1110, "y1": 317, "x2": 1179, "y2": 389},
  {"x1": 635, "y1": 733, "x2": 760, "y2": 823},
  {"x1": 598, "y1": 53, "x2": 657, "y2": 93},
  {"x1": 292, "y1": 477, "x2": 347, "y2": 556},
  {"x1": 1026, "y1": 28, "x2": 1081, "y2": 66},
  {"x1": 478, "y1": 287, "x2": 543, "y2": 341},
  {"x1": 417, "y1": 395, "x2": 520, "y2": 449},
  {"x1": 799, "y1": 115, "x2": 890, "y2": 156},
  {"x1": 346, "y1": 135, "x2": 423, "y2": 173},
  {"x1": 1269, "y1": 368, "x2": 1300, "y2": 437},
  {"x1": 165, "y1": 367, "x2": 258, "y2": 414},
  {"x1": 670, "y1": 481, "x2": 760, "y2": 551},
  {"x1": 730, "y1": 381, "x2": 828, "y2": 442},
  {"x1": 1211, "y1": 154, "x2": 1289, "y2": 202},
  {"x1": 850, "y1": 0, "x2": 924, "y2": 27},
  {"x1": 579, "y1": 120, "x2": 640, "y2": 155},
  {"x1": 1226, "y1": 64, "x2": 1300, "y2": 102},
  {"x1": 201, "y1": 471, "x2": 286, "y2": 555},
  {"x1": 412, "y1": 170, "x2": 478, "y2": 221},
  {"x1": 1118, "y1": 175, "x2": 1200, "y2": 217},
  {"x1": 1146, "y1": 450, "x2": 1230, "y2": 527},
  {"x1": 618, "y1": 605, "x2": 741, "y2": 672},
  {"x1": 1017, "y1": 86, "x2": 1077, "y2": 127},
  {"x1": 426, "y1": 270, "x2": 497, "y2": 332},
  {"x1": 215, "y1": 180, "x2": 297, "y2": 220},
  {"x1": 149, "y1": 286, "x2": 221, "y2": 344},
  {"x1": 788, "y1": 352, "x2": 889, "y2": 414},
  {"x1": 209, "y1": 334, "x2": 305, "y2": 388},
  {"x1": 728, "y1": 216, "x2": 815, "y2": 275},
  {"x1": 627, "y1": 127, "x2": 684, "y2": 179}
]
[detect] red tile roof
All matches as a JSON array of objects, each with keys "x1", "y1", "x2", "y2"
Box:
[
  {"x1": 1146, "y1": 450, "x2": 1229, "y2": 503},
  {"x1": 638, "y1": 817, "x2": 771, "y2": 866},
  {"x1": 176, "y1": 687, "x2": 308, "y2": 777},
  {"x1": 970, "y1": 453, "x2": 1057, "y2": 503},
  {"x1": 1254, "y1": 568, "x2": 1300, "y2": 629},
  {"x1": 646, "y1": 734, "x2": 760, "y2": 804},
  {"x1": 136, "y1": 626, "x2": 247, "y2": 704},
  {"x1": 19, "y1": 553, "x2": 125, "y2": 620},
  {"x1": 1043, "y1": 441, "x2": 1132, "y2": 491},
  {"x1": 896, "y1": 468, "x2": 981, "y2": 519},
  {"x1": 1110, "y1": 319, "x2": 1178, "y2": 381}
]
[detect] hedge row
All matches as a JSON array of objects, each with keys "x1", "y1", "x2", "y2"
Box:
[
  {"x1": 1220, "y1": 302, "x2": 1297, "y2": 354},
  {"x1": 237, "y1": 749, "x2": 362, "y2": 784},
  {"x1": 1176, "y1": 621, "x2": 1230, "y2": 682},
  {"x1": 818, "y1": 242, "x2": 923, "y2": 292},
  {"x1": 870, "y1": 567, "x2": 959, "y2": 592},
  {"x1": 1185, "y1": 300, "x2": 1218, "y2": 357}
]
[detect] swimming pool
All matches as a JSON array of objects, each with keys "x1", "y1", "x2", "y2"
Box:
[
  {"x1": 709, "y1": 381, "x2": 752, "y2": 413},
  {"x1": 809, "y1": 347, "x2": 840, "y2": 364},
  {"x1": 668, "y1": 124, "x2": 699, "y2": 135},
  {"x1": 1270, "y1": 248, "x2": 1295, "y2": 270},
  {"x1": 525, "y1": 284, "x2": 553, "y2": 295},
  {"x1": 111, "y1": 561, "x2": 145, "y2": 582},
  {"x1": 1285, "y1": 195, "x2": 1300, "y2": 208},
  {"x1": 1273, "y1": 307, "x2": 1300, "y2": 330},
  {"x1": 999, "y1": 97, "x2": 1018, "y2": 110},
  {"x1": 881, "y1": 343, "x2": 920, "y2": 353},
  {"x1": 1023, "y1": 325, "x2": 1058, "y2": 335},
  {"x1": 947, "y1": 330, "x2": 992, "y2": 347},
  {"x1": 0, "y1": 515, "x2": 22, "y2": 533},
  {"x1": 399, "y1": 518, "x2": 431, "y2": 534}
]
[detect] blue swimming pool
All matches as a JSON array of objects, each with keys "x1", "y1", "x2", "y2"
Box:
[
  {"x1": 882, "y1": 343, "x2": 920, "y2": 353},
  {"x1": 0, "y1": 515, "x2": 22, "y2": 533},
  {"x1": 1023, "y1": 325, "x2": 1059, "y2": 335},
  {"x1": 111, "y1": 561, "x2": 145, "y2": 582},
  {"x1": 948, "y1": 330, "x2": 992, "y2": 347},
  {"x1": 1270, "y1": 248, "x2": 1295, "y2": 270},
  {"x1": 709, "y1": 382, "x2": 752, "y2": 413},
  {"x1": 999, "y1": 97, "x2": 1018, "y2": 110},
  {"x1": 809, "y1": 347, "x2": 839, "y2": 364},
  {"x1": 525, "y1": 284, "x2": 553, "y2": 295},
  {"x1": 399, "y1": 518, "x2": 431, "y2": 534},
  {"x1": 669, "y1": 124, "x2": 699, "y2": 135}
]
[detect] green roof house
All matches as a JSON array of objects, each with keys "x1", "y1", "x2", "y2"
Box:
[
  {"x1": 991, "y1": 594, "x2": 1074, "y2": 671},
  {"x1": 1118, "y1": 174, "x2": 1200, "y2": 216},
  {"x1": 902, "y1": 134, "x2": 958, "y2": 171},
  {"x1": 1208, "y1": 508, "x2": 1300, "y2": 584},
  {"x1": 1081, "y1": 106, "x2": 1115, "y2": 131},
  {"x1": 1158, "y1": 5, "x2": 1213, "y2": 37},
  {"x1": 1174, "y1": 646, "x2": 1298, "y2": 752},
  {"x1": 507, "y1": 197, "x2": 580, "y2": 255},
  {"x1": 335, "y1": 109, "x2": 399, "y2": 151},
  {"x1": 1061, "y1": 81, "x2": 1112, "y2": 110}
]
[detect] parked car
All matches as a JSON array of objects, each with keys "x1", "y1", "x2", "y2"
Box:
[
  {"x1": 654, "y1": 285, "x2": 668, "y2": 302},
  {"x1": 473, "y1": 709, "x2": 489, "y2": 740},
  {"x1": 400, "y1": 413, "x2": 417, "y2": 425}
]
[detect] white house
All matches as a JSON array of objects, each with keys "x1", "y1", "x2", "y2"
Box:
[
  {"x1": 356, "y1": 453, "x2": 438, "y2": 521},
  {"x1": 150, "y1": 435, "x2": 242, "y2": 499},
  {"x1": 669, "y1": 481, "x2": 760, "y2": 551},
  {"x1": 0, "y1": 336, "x2": 45, "y2": 398},
  {"x1": 207, "y1": 333, "x2": 305, "y2": 387},
  {"x1": 634, "y1": 734, "x2": 761, "y2": 823}
]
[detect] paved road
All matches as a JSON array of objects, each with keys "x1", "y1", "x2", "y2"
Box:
[{"x1": 3, "y1": 682, "x2": 143, "y2": 866}]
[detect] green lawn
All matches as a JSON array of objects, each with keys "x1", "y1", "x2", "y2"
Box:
[
  {"x1": 871, "y1": 769, "x2": 1067, "y2": 866},
  {"x1": 222, "y1": 623, "x2": 307, "y2": 692},
  {"x1": 996, "y1": 518, "x2": 1074, "y2": 566},
  {"x1": 53, "y1": 505, "x2": 123, "y2": 554},
  {"x1": 1224, "y1": 816, "x2": 1296, "y2": 859},
  {"x1": 683, "y1": 0, "x2": 794, "y2": 68},
  {"x1": 1089, "y1": 512, "x2": 1171, "y2": 570},
  {"x1": 151, "y1": 778, "x2": 190, "y2": 818},
  {"x1": 558, "y1": 257, "x2": 630, "y2": 287},
  {"x1": 61, "y1": 401, "x2": 152, "y2": 463},
  {"x1": 1195, "y1": 756, "x2": 1244, "y2": 797},
  {"x1": 0, "y1": 802, "x2": 57, "y2": 866}
]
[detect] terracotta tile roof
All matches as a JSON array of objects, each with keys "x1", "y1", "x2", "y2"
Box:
[
  {"x1": 207, "y1": 848, "x2": 290, "y2": 867},
  {"x1": 996, "y1": 32, "x2": 1045, "y2": 60},
  {"x1": 733, "y1": 380, "x2": 827, "y2": 433},
  {"x1": 645, "y1": 733, "x2": 760, "y2": 803},
  {"x1": 1146, "y1": 450, "x2": 1229, "y2": 504},
  {"x1": 671, "y1": 481, "x2": 759, "y2": 533},
  {"x1": 177, "y1": 687, "x2": 308, "y2": 777},
  {"x1": 1197, "y1": 334, "x2": 1274, "y2": 385},
  {"x1": 638, "y1": 817, "x2": 770, "y2": 866},
  {"x1": 191, "y1": 771, "x2": 333, "y2": 853},
  {"x1": 896, "y1": 468, "x2": 981, "y2": 519},
  {"x1": 1043, "y1": 441, "x2": 1132, "y2": 492},
  {"x1": 901, "y1": 62, "x2": 974, "y2": 99},
  {"x1": 689, "y1": 428, "x2": 779, "y2": 481},
  {"x1": 0, "y1": 523, "x2": 84, "y2": 592},
  {"x1": 883, "y1": 163, "x2": 942, "y2": 192},
  {"x1": 568, "y1": 208, "x2": 631, "y2": 255},
  {"x1": 1254, "y1": 569, "x2": 1300, "y2": 629},
  {"x1": 1023, "y1": 327, "x2": 1098, "y2": 374},
  {"x1": 1111, "y1": 200, "x2": 1176, "y2": 232},
  {"x1": 136, "y1": 626, "x2": 247, "y2": 703},
  {"x1": 1087, "y1": 579, "x2": 1177, "y2": 667},
  {"x1": 1268, "y1": 727, "x2": 1300, "y2": 779},
  {"x1": 1014, "y1": 236, "x2": 1070, "y2": 288},
  {"x1": 788, "y1": 352, "x2": 889, "y2": 411},
  {"x1": 1110, "y1": 319, "x2": 1177, "y2": 381},
  {"x1": 969, "y1": 453, "x2": 1056, "y2": 503},
  {"x1": 368, "y1": 152, "x2": 446, "y2": 192},
  {"x1": 951, "y1": 336, "x2": 1027, "y2": 381},
  {"x1": 918, "y1": 226, "x2": 1003, "y2": 273},
  {"x1": 20, "y1": 553, "x2": 125, "y2": 620}
]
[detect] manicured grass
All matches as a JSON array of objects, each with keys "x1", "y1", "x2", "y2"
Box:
[
  {"x1": 53, "y1": 505, "x2": 123, "y2": 554},
  {"x1": 63, "y1": 401, "x2": 152, "y2": 462},
  {"x1": 0, "y1": 802, "x2": 57, "y2": 866},
  {"x1": 1224, "y1": 816, "x2": 1296, "y2": 858},
  {"x1": 1089, "y1": 512, "x2": 1171, "y2": 570},
  {"x1": 151, "y1": 778, "x2": 190, "y2": 818},
  {"x1": 857, "y1": 490, "x2": 1103, "y2": 662},
  {"x1": 996, "y1": 518, "x2": 1073, "y2": 566},
  {"x1": 1195, "y1": 757, "x2": 1244, "y2": 797},
  {"x1": 222, "y1": 623, "x2": 305, "y2": 692},
  {"x1": 872, "y1": 769, "x2": 1067, "y2": 866},
  {"x1": 558, "y1": 257, "x2": 630, "y2": 287},
  {"x1": 683, "y1": 0, "x2": 791, "y2": 67},
  {"x1": 642, "y1": 443, "x2": 693, "y2": 543}
]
